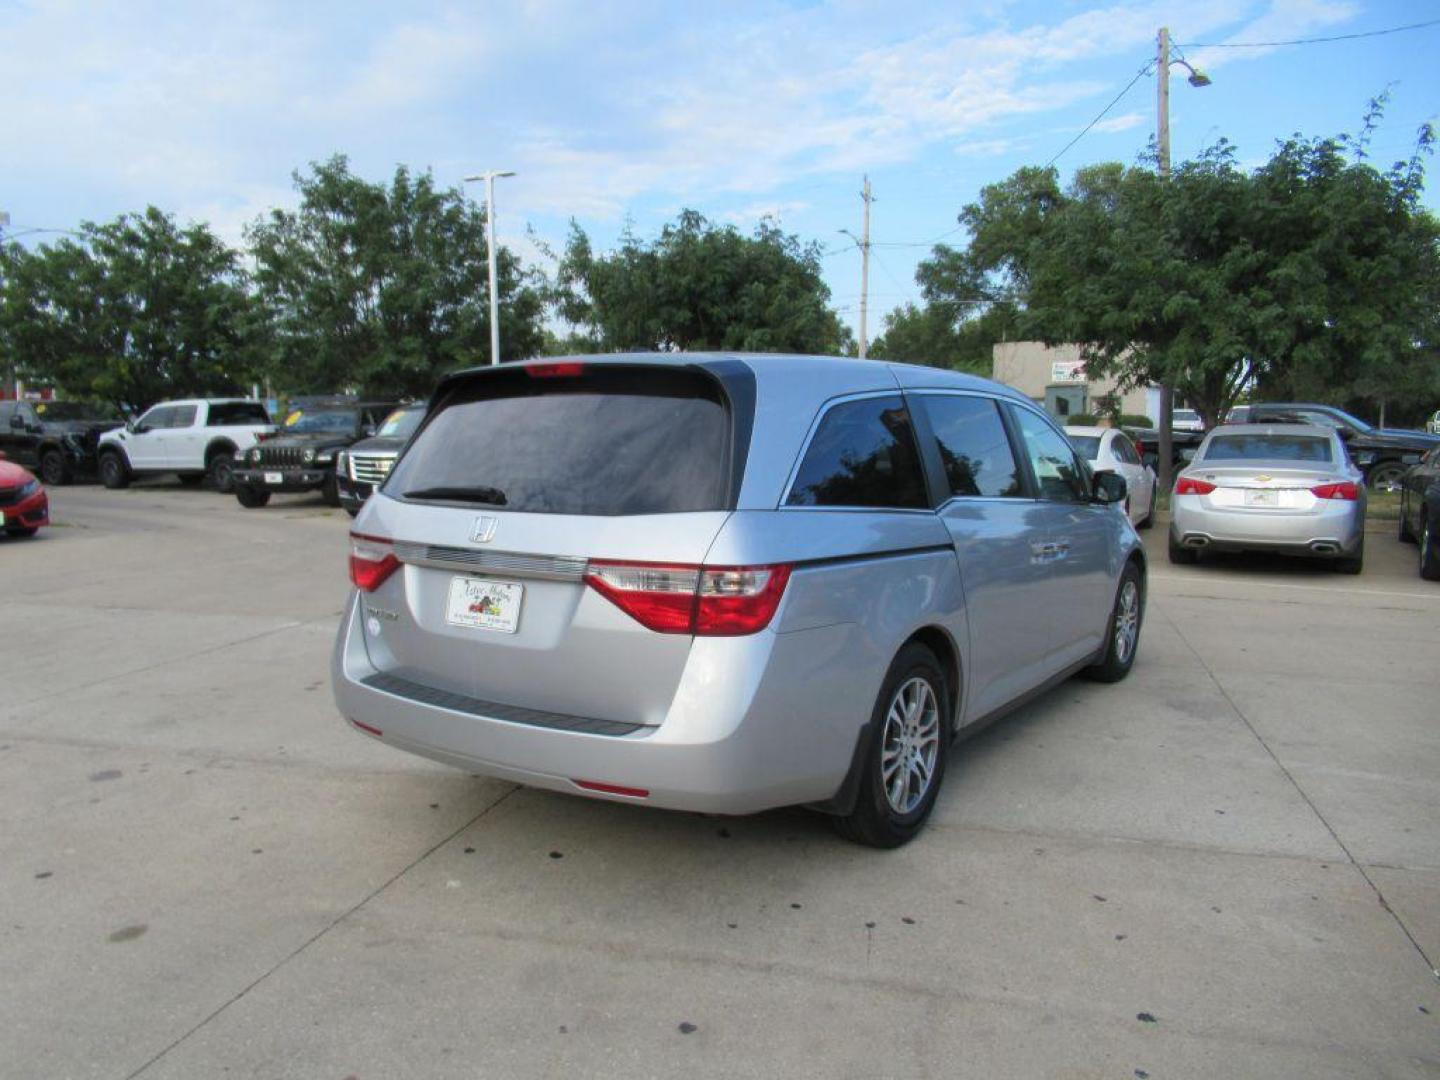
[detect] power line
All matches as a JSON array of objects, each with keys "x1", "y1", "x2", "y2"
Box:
[
  {"x1": 1045, "y1": 60, "x2": 1154, "y2": 168},
  {"x1": 1181, "y1": 17, "x2": 1440, "y2": 49}
]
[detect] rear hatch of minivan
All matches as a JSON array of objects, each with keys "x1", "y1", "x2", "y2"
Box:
[{"x1": 348, "y1": 361, "x2": 764, "y2": 729}]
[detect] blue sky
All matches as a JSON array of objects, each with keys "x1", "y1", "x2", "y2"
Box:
[{"x1": 2, "y1": 0, "x2": 1436, "y2": 339}]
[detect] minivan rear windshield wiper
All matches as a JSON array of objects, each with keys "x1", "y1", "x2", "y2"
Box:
[{"x1": 403, "y1": 485, "x2": 508, "y2": 506}]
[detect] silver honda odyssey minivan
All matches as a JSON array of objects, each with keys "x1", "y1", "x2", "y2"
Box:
[{"x1": 332, "y1": 354, "x2": 1145, "y2": 846}]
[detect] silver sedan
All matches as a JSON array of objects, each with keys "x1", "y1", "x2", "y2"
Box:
[{"x1": 1168, "y1": 423, "x2": 1367, "y2": 573}]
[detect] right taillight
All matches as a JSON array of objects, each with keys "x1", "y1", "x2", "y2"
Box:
[
  {"x1": 1175, "y1": 477, "x2": 1216, "y2": 495},
  {"x1": 584, "y1": 560, "x2": 792, "y2": 636},
  {"x1": 1311, "y1": 481, "x2": 1360, "y2": 501},
  {"x1": 349, "y1": 533, "x2": 400, "y2": 592}
]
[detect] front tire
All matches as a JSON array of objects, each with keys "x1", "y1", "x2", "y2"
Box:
[
  {"x1": 1398, "y1": 494, "x2": 1416, "y2": 543},
  {"x1": 40, "y1": 450, "x2": 71, "y2": 486},
  {"x1": 98, "y1": 450, "x2": 130, "y2": 489},
  {"x1": 1084, "y1": 563, "x2": 1144, "y2": 683},
  {"x1": 833, "y1": 643, "x2": 949, "y2": 849},
  {"x1": 5, "y1": 526, "x2": 39, "y2": 538},
  {"x1": 321, "y1": 472, "x2": 341, "y2": 508},
  {"x1": 234, "y1": 485, "x2": 271, "y2": 509}
]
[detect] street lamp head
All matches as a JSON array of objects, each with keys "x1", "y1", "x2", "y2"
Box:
[{"x1": 1187, "y1": 69, "x2": 1212, "y2": 88}]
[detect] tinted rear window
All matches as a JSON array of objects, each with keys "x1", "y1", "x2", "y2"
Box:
[
  {"x1": 386, "y1": 367, "x2": 731, "y2": 515},
  {"x1": 1067, "y1": 435, "x2": 1101, "y2": 460},
  {"x1": 785, "y1": 395, "x2": 927, "y2": 509},
  {"x1": 1204, "y1": 435, "x2": 1333, "y2": 462},
  {"x1": 208, "y1": 402, "x2": 270, "y2": 426}
]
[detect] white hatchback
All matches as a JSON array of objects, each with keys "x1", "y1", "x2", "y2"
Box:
[{"x1": 1066, "y1": 426, "x2": 1157, "y2": 529}]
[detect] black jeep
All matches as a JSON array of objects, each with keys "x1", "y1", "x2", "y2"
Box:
[
  {"x1": 0, "y1": 400, "x2": 125, "y2": 484},
  {"x1": 232, "y1": 401, "x2": 396, "y2": 509}
]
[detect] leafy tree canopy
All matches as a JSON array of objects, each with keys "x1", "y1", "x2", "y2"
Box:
[
  {"x1": 246, "y1": 155, "x2": 546, "y2": 397},
  {"x1": 553, "y1": 210, "x2": 851, "y2": 355},
  {"x1": 0, "y1": 207, "x2": 258, "y2": 409}
]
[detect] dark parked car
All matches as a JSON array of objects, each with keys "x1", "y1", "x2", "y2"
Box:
[
  {"x1": 1227, "y1": 403, "x2": 1440, "y2": 491},
  {"x1": 0, "y1": 400, "x2": 124, "y2": 485},
  {"x1": 232, "y1": 401, "x2": 396, "y2": 508},
  {"x1": 335, "y1": 404, "x2": 425, "y2": 517},
  {"x1": 1398, "y1": 445, "x2": 1440, "y2": 581}
]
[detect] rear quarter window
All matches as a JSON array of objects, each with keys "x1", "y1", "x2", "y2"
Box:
[
  {"x1": 785, "y1": 395, "x2": 927, "y2": 509},
  {"x1": 208, "y1": 402, "x2": 270, "y2": 426},
  {"x1": 385, "y1": 367, "x2": 732, "y2": 516}
]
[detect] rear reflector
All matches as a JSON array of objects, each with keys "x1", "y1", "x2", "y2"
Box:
[
  {"x1": 349, "y1": 532, "x2": 400, "y2": 592},
  {"x1": 525, "y1": 361, "x2": 585, "y2": 378},
  {"x1": 584, "y1": 560, "x2": 792, "y2": 636},
  {"x1": 351, "y1": 719, "x2": 383, "y2": 737},
  {"x1": 1311, "y1": 481, "x2": 1360, "y2": 501},
  {"x1": 1174, "y1": 477, "x2": 1216, "y2": 495},
  {"x1": 573, "y1": 779, "x2": 650, "y2": 798}
]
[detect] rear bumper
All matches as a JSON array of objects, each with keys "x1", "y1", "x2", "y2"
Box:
[
  {"x1": 330, "y1": 592, "x2": 873, "y2": 815},
  {"x1": 233, "y1": 467, "x2": 329, "y2": 493},
  {"x1": 1170, "y1": 496, "x2": 1365, "y2": 555},
  {"x1": 2, "y1": 488, "x2": 48, "y2": 530}
]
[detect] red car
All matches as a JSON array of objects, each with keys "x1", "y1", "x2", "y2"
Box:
[{"x1": 0, "y1": 455, "x2": 48, "y2": 538}]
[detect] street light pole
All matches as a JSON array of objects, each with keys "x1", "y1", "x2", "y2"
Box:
[
  {"x1": 1153, "y1": 27, "x2": 1210, "y2": 494},
  {"x1": 463, "y1": 170, "x2": 516, "y2": 365}
]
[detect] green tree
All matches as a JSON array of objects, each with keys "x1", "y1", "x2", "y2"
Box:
[
  {"x1": 553, "y1": 211, "x2": 850, "y2": 354},
  {"x1": 911, "y1": 109, "x2": 1439, "y2": 432},
  {"x1": 869, "y1": 300, "x2": 1020, "y2": 371},
  {"x1": 0, "y1": 208, "x2": 259, "y2": 408},
  {"x1": 246, "y1": 156, "x2": 546, "y2": 396}
]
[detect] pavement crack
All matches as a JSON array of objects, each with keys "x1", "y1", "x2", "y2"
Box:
[
  {"x1": 121, "y1": 784, "x2": 518, "y2": 1080},
  {"x1": 1159, "y1": 603, "x2": 1439, "y2": 981}
]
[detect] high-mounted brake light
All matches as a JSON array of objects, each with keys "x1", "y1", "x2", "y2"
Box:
[
  {"x1": 525, "y1": 361, "x2": 585, "y2": 378},
  {"x1": 1311, "y1": 481, "x2": 1360, "y2": 501},
  {"x1": 584, "y1": 560, "x2": 792, "y2": 636},
  {"x1": 1175, "y1": 477, "x2": 1216, "y2": 496},
  {"x1": 349, "y1": 532, "x2": 400, "y2": 592}
]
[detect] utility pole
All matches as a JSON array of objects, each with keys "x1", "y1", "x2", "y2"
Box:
[
  {"x1": 1155, "y1": 26, "x2": 1175, "y2": 494},
  {"x1": 463, "y1": 170, "x2": 516, "y2": 365},
  {"x1": 859, "y1": 177, "x2": 872, "y2": 359}
]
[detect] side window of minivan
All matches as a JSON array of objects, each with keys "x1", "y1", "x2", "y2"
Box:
[
  {"x1": 919, "y1": 394, "x2": 1023, "y2": 499},
  {"x1": 1011, "y1": 406, "x2": 1089, "y2": 503},
  {"x1": 785, "y1": 395, "x2": 928, "y2": 509}
]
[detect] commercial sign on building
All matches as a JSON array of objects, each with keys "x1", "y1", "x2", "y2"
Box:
[{"x1": 1050, "y1": 360, "x2": 1086, "y2": 384}]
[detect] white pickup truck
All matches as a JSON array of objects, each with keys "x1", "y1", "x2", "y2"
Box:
[{"x1": 97, "y1": 399, "x2": 274, "y2": 493}]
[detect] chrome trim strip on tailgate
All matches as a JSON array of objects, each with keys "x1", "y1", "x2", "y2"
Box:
[
  {"x1": 360, "y1": 671, "x2": 643, "y2": 737},
  {"x1": 391, "y1": 541, "x2": 588, "y2": 581}
]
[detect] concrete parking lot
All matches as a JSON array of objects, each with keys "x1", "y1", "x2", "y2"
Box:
[{"x1": 3, "y1": 483, "x2": 1437, "y2": 1079}]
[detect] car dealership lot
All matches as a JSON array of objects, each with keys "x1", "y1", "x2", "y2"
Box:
[{"x1": 3, "y1": 484, "x2": 1437, "y2": 1079}]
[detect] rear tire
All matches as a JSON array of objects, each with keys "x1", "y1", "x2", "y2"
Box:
[
  {"x1": 1367, "y1": 461, "x2": 1407, "y2": 492},
  {"x1": 1334, "y1": 536, "x2": 1364, "y2": 575},
  {"x1": 234, "y1": 485, "x2": 271, "y2": 509},
  {"x1": 40, "y1": 450, "x2": 71, "y2": 486},
  {"x1": 832, "y1": 643, "x2": 950, "y2": 849},
  {"x1": 321, "y1": 472, "x2": 341, "y2": 508},
  {"x1": 1421, "y1": 514, "x2": 1440, "y2": 582},
  {"x1": 207, "y1": 453, "x2": 236, "y2": 493},
  {"x1": 1084, "y1": 563, "x2": 1144, "y2": 683},
  {"x1": 98, "y1": 450, "x2": 130, "y2": 489},
  {"x1": 1167, "y1": 531, "x2": 1196, "y2": 565}
]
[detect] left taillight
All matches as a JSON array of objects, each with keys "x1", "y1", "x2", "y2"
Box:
[
  {"x1": 584, "y1": 561, "x2": 792, "y2": 636},
  {"x1": 349, "y1": 532, "x2": 400, "y2": 592}
]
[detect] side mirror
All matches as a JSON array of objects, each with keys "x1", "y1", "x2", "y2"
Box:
[
  {"x1": 1091, "y1": 469, "x2": 1127, "y2": 505},
  {"x1": 360, "y1": 425, "x2": 376, "y2": 438},
  {"x1": 129, "y1": 421, "x2": 150, "y2": 435}
]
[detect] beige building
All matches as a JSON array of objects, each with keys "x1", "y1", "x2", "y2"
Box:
[{"x1": 992, "y1": 341, "x2": 1159, "y2": 425}]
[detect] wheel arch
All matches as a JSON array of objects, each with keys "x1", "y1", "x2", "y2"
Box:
[
  {"x1": 98, "y1": 440, "x2": 130, "y2": 467},
  {"x1": 204, "y1": 437, "x2": 237, "y2": 464},
  {"x1": 902, "y1": 624, "x2": 963, "y2": 737}
]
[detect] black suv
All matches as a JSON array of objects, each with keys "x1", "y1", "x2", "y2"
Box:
[
  {"x1": 0, "y1": 399, "x2": 125, "y2": 484},
  {"x1": 1227, "y1": 403, "x2": 1440, "y2": 490},
  {"x1": 232, "y1": 401, "x2": 396, "y2": 509},
  {"x1": 334, "y1": 403, "x2": 425, "y2": 517}
]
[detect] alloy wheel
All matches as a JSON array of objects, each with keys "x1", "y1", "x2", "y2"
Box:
[
  {"x1": 1114, "y1": 579, "x2": 1140, "y2": 664},
  {"x1": 880, "y1": 676, "x2": 940, "y2": 815}
]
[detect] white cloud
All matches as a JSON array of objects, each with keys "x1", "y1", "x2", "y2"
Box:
[{"x1": 1093, "y1": 111, "x2": 1146, "y2": 133}]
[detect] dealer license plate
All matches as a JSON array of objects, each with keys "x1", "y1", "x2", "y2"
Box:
[
  {"x1": 1245, "y1": 489, "x2": 1278, "y2": 507},
  {"x1": 445, "y1": 577, "x2": 523, "y2": 634},
  {"x1": 264, "y1": 471, "x2": 283, "y2": 485}
]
